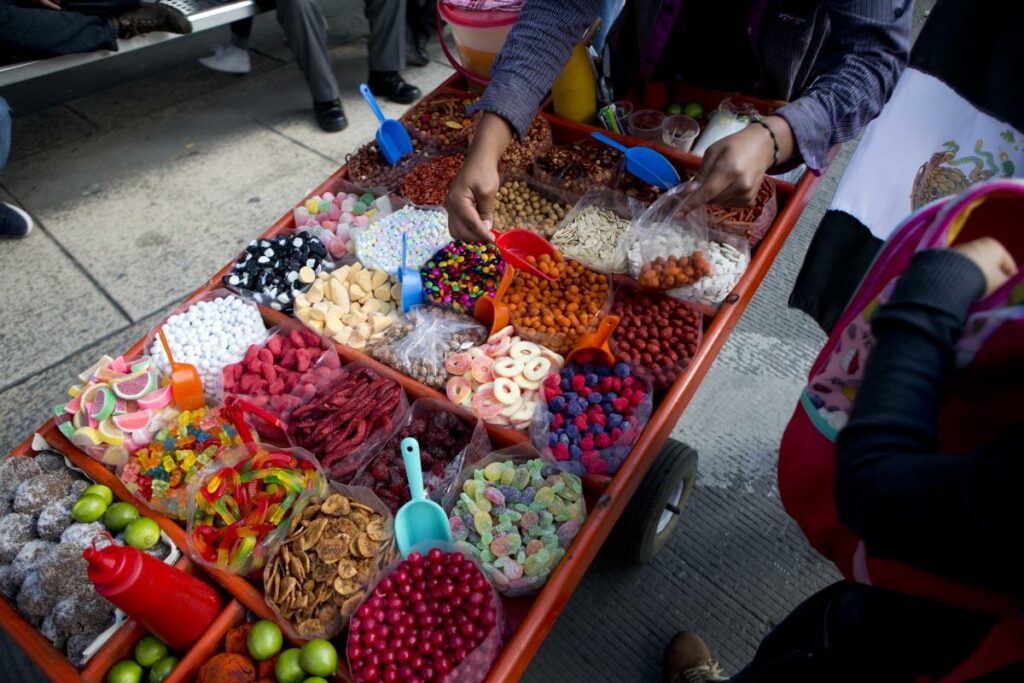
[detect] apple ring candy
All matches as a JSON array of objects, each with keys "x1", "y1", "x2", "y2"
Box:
[
  {"x1": 446, "y1": 376, "x2": 472, "y2": 406},
  {"x1": 485, "y1": 335, "x2": 512, "y2": 357},
  {"x1": 493, "y1": 378, "x2": 521, "y2": 405},
  {"x1": 489, "y1": 325, "x2": 514, "y2": 342},
  {"x1": 509, "y1": 341, "x2": 541, "y2": 360},
  {"x1": 522, "y1": 356, "x2": 552, "y2": 382},
  {"x1": 472, "y1": 384, "x2": 503, "y2": 420},
  {"x1": 515, "y1": 374, "x2": 541, "y2": 391},
  {"x1": 445, "y1": 352, "x2": 472, "y2": 375},
  {"x1": 470, "y1": 355, "x2": 494, "y2": 383},
  {"x1": 492, "y1": 357, "x2": 524, "y2": 379},
  {"x1": 450, "y1": 457, "x2": 585, "y2": 596}
]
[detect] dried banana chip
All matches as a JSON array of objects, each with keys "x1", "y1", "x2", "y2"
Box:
[
  {"x1": 336, "y1": 558, "x2": 358, "y2": 580},
  {"x1": 365, "y1": 518, "x2": 387, "y2": 542},
  {"x1": 356, "y1": 533, "x2": 379, "y2": 558},
  {"x1": 333, "y1": 577, "x2": 360, "y2": 596},
  {"x1": 316, "y1": 538, "x2": 347, "y2": 564},
  {"x1": 341, "y1": 592, "x2": 364, "y2": 616},
  {"x1": 301, "y1": 517, "x2": 329, "y2": 549},
  {"x1": 321, "y1": 493, "x2": 351, "y2": 516}
]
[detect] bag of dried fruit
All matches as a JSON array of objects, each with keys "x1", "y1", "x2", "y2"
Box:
[
  {"x1": 550, "y1": 190, "x2": 642, "y2": 274},
  {"x1": 262, "y1": 482, "x2": 397, "y2": 640},
  {"x1": 443, "y1": 444, "x2": 586, "y2": 597},
  {"x1": 628, "y1": 185, "x2": 713, "y2": 292},
  {"x1": 346, "y1": 544, "x2": 506, "y2": 683},
  {"x1": 348, "y1": 398, "x2": 491, "y2": 515},
  {"x1": 186, "y1": 441, "x2": 327, "y2": 578}
]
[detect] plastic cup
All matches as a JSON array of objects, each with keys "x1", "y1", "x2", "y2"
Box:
[
  {"x1": 609, "y1": 100, "x2": 634, "y2": 134},
  {"x1": 627, "y1": 109, "x2": 665, "y2": 142},
  {"x1": 661, "y1": 115, "x2": 701, "y2": 152}
]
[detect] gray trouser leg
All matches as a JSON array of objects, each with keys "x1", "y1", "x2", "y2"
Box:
[
  {"x1": 276, "y1": 0, "x2": 339, "y2": 102},
  {"x1": 364, "y1": 0, "x2": 404, "y2": 72}
]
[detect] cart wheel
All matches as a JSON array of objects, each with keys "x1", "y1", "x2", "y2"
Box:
[{"x1": 608, "y1": 439, "x2": 698, "y2": 564}]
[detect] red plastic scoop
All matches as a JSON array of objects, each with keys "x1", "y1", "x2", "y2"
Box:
[
  {"x1": 494, "y1": 229, "x2": 560, "y2": 281},
  {"x1": 157, "y1": 327, "x2": 204, "y2": 411}
]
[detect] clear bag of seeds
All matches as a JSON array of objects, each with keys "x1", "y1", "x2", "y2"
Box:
[
  {"x1": 550, "y1": 190, "x2": 641, "y2": 274},
  {"x1": 371, "y1": 306, "x2": 487, "y2": 391},
  {"x1": 627, "y1": 185, "x2": 713, "y2": 292},
  {"x1": 442, "y1": 444, "x2": 586, "y2": 597},
  {"x1": 667, "y1": 228, "x2": 750, "y2": 309}
]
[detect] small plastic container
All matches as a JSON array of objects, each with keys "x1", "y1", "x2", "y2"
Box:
[
  {"x1": 661, "y1": 114, "x2": 700, "y2": 153},
  {"x1": 437, "y1": 1, "x2": 519, "y2": 80},
  {"x1": 627, "y1": 109, "x2": 666, "y2": 143}
]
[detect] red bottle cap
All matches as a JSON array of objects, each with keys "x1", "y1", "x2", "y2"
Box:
[{"x1": 82, "y1": 532, "x2": 137, "y2": 589}]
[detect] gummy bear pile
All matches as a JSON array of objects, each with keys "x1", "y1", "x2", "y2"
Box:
[{"x1": 449, "y1": 459, "x2": 584, "y2": 596}]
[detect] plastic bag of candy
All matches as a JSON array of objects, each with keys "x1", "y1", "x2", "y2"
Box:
[
  {"x1": 221, "y1": 230, "x2": 335, "y2": 312},
  {"x1": 550, "y1": 190, "x2": 641, "y2": 275},
  {"x1": 627, "y1": 186, "x2": 713, "y2": 292},
  {"x1": 346, "y1": 545, "x2": 505, "y2": 683},
  {"x1": 530, "y1": 355, "x2": 653, "y2": 476},
  {"x1": 419, "y1": 242, "x2": 506, "y2": 315},
  {"x1": 262, "y1": 482, "x2": 397, "y2": 640},
  {"x1": 348, "y1": 398, "x2": 491, "y2": 515},
  {"x1": 443, "y1": 445, "x2": 586, "y2": 597},
  {"x1": 217, "y1": 321, "x2": 341, "y2": 442},
  {"x1": 285, "y1": 362, "x2": 411, "y2": 481},
  {"x1": 371, "y1": 306, "x2": 487, "y2": 390},
  {"x1": 666, "y1": 228, "x2": 750, "y2": 311},
  {"x1": 351, "y1": 204, "x2": 451, "y2": 274},
  {"x1": 186, "y1": 441, "x2": 326, "y2": 577}
]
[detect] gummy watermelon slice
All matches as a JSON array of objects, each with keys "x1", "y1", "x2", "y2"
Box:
[
  {"x1": 113, "y1": 410, "x2": 152, "y2": 432},
  {"x1": 110, "y1": 356, "x2": 130, "y2": 374},
  {"x1": 111, "y1": 370, "x2": 157, "y2": 400},
  {"x1": 89, "y1": 387, "x2": 116, "y2": 421},
  {"x1": 137, "y1": 385, "x2": 173, "y2": 411},
  {"x1": 64, "y1": 390, "x2": 83, "y2": 414}
]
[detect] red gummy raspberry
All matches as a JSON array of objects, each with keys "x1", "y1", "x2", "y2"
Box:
[
  {"x1": 573, "y1": 415, "x2": 588, "y2": 431},
  {"x1": 552, "y1": 443, "x2": 570, "y2": 461},
  {"x1": 579, "y1": 386, "x2": 592, "y2": 398},
  {"x1": 545, "y1": 373, "x2": 561, "y2": 389},
  {"x1": 587, "y1": 456, "x2": 609, "y2": 475},
  {"x1": 612, "y1": 397, "x2": 629, "y2": 412},
  {"x1": 266, "y1": 334, "x2": 283, "y2": 357},
  {"x1": 599, "y1": 377, "x2": 617, "y2": 392},
  {"x1": 591, "y1": 412, "x2": 607, "y2": 427},
  {"x1": 550, "y1": 413, "x2": 565, "y2": 429},
  {"x1": 579, "y1": 436, "x2": 594, "y2": 451},
  {"x1": 571, "y1": 375, "x2": 586, "y2": 392},
  {"x1": 544, "y1": 386, "x2": 561, "y2": 401},
  {"x1": 624, "y1": 376, "x2": 635, "y2": 388},
  {"x1": 630, "y1": 389, "x2": 646, "y2": 406},
  {"x1": 610, "y1": 427, "x2": 623, "y2": 441},
  {"x1": 594, "y1": 433, "x2": 611, "y2": 449}
]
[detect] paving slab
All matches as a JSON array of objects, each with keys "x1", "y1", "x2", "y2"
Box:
[
  {"x1": 3, "y1": 101, "x2": 336, "y2": 321},
  {"x1": 0, "y1": 188, "x2": 127, "y2": 392},
  {"x1": 5, "y1": 103, "x2": 97, "y2": 164},
  {"x1": 0, "y1": 308, "x2": 167, "y2": 457}
]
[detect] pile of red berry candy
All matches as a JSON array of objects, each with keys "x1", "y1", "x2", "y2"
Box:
[
  {"x1": 351, "y1": 403, "x2": 477, "y2": 514},
  {"x1": 348, "y1": 548, "x2": 501, "y2": 683}
]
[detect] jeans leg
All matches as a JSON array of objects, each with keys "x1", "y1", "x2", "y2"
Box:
[
  {"x1": 364, "y1": 0, "x2": 403, "y2": 72},
  {"x1": 0, "y1": 0, "x2": 117, "y2": 56},
  {"x1": 0, "y1": 96, "x2": 11, "y2": 173},
  {"x1": 275, "y1": 0, "x2": 339, "y2": 102}
]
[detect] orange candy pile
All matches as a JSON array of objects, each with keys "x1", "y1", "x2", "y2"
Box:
[{"x1": 638, "y1": 252, "x2": 712, "y2": 291}]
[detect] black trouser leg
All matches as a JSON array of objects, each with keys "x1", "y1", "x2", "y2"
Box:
[{"x1": 0, "y1": 0, "x2": 117, "y2": 57}]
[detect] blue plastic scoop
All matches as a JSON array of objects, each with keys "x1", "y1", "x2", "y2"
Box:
[
  {"x1": 399, "y1": 232, "x2": 424, "y2": 312},
  {"x1": 591, "y1": 131, "x2": 681, "y2": 190},
  {"x1": 395, "y1": 437, "x2": 452, "y2": 558},
  {"x1": 360, "y1": 83, "x2": 414, "y2": 166}
]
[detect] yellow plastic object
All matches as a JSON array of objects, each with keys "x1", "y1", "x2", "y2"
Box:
[{"x1": 551, "y1": 43, "x2": 597, "y2": 124}]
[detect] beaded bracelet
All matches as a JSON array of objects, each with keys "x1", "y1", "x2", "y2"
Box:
[{"x1": 752, "y1": 119, "x2": 779, "y2": 167}]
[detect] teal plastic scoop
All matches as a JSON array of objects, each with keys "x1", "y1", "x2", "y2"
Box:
[
  {"x1": 395, "y1": 437, "x2": 452, "y2": 557},
  {"x1": 360, "y1": 83, "x2": 414, "y2": 166},
  {"x1": 591, "y1": 131, "x2": 681, "y2": 190},
  {"x1": 399, "y1": 232, "x2": 424, "y2": 312}
]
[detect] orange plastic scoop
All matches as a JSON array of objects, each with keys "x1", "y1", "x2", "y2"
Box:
[
  {"x1": 157, "y1": 327, "x2": 205, "y2": 411},
  {"x1": 473, "y1": 265, "x2": 515, "y2": 336},
  {"x1": 495, "y1": 229, "x2": 560, "y2": 281},
  {"x1": 566, "y1": 315, "x2": 620, "y2": 367}
]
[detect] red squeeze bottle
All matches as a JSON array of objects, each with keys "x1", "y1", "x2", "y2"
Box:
[{"x1": 82, "y1": 534, "x2": 222, "y2": 650}]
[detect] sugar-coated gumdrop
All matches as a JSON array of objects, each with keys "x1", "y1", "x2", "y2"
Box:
[
  {"x1": 494, "y1": 556, "x2": 524, "y2": 579},
  {"x1": 483, "y1": 463, "x2": 504, "y2": 482},
  {"x1": 474, "y1": 510, "x2": 492, "y2": 535},
  {"x1": 490, "y1": 534, "x2": 512, "y2": 557},
  {"x1": 483, "y1": 487, "x2": 505, "y2": 507},
  {"x1": 519, "y1": 510, "x2": 539, "y2": 530},
  {"x1": 525, "y1": 539, "x2": 544, "y2": 556},
  {"x1": 524, "y1": 549, "x2": 551, "y2": 576}
]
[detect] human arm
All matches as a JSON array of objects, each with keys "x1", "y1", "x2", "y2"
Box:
[
  {"x1": 446, "y1": 113, "x2": 514, "y2": 242},
  {"x1": 834, "y1": 239, "x2": 1022, "y2": 596}
]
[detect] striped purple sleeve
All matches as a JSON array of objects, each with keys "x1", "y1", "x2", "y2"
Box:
[
  {"x1": 775, "y1": 0, "x2": 911, "y2": 172},
  {"x1": 475, "y1": 0, "x2": 602, "y2": 140}
]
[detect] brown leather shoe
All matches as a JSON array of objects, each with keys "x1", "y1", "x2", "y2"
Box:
[
  {"x1": 664, "y1": 632, "x2": 729, "y2": 683},
  {"x1": 115, "y1": 5, "x2": 192, "y2": 39}
]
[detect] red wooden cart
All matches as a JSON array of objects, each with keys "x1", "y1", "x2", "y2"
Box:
[{"x1": 1, "y1": 74, "x2": 830, "y2": 682}]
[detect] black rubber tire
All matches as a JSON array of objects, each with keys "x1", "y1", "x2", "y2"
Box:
[{"x1": 606, "y1": 439, "x2": 698, "y2": 564}]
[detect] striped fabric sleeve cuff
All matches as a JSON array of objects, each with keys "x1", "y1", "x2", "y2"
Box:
[
  {"x1": 474, "y1": 77, "x2": 544, "y2": 143},
  {"x1": 775, "y1": 96, "x2": 833, "y2": 174}
]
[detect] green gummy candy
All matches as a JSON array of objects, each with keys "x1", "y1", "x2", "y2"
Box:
[
  {"x1": 511, "y1": 468, "x2": 530, "y2": 490},
  {"x1": 58, "y1": 421, "x2": 75, "y2": 439},
  {"x1": 481, "y1": 548, "x2": 495, "y2": 563},
  {"x1": 498, "y1": 514, "x2": 512, "y2": 526},
  {"x1": 462, "y1": 493, "x2": 480, "y2": 516},
  {"x1": 513, "y1": 503, "x2": 529, "y2": 513},
  {"x1": 53, "y1": 404, "x2": 65, "y2": 417},
  {"x1": 523, "y1": 549, "x2": 551, "y2": 576},
  {"x1": 483, "y1": 463, "x2": 504, "y2": 481},
  {"x1": 548, "y1": 498, "x2": 565, "y2": 517},
  {"x1": 359, "y1": 192, "x2": 375, "y2": 205},
  {"x1": 475, "y1": 497, "x2": 492, "y2": 514},
  {"x1": 508, "y1": 510, "x2": 522, "y2": 521},
  {"x1": 539, "y1": 511, "x2": 554, "y2": 526},
  {"x1": 464, "y1": 480, "x2": 481, "y2": 499},
  {"x1": 500, "y1": 467, "x2": 515, "y2": 486},
  {"x1": 534, "y1": 488, "x2": 554, "y2": 507},
  {"x1": 506, "y1": 533, "x2": 522, "y2": 553},
  {"x1": 516, "y1": 549, "x2": 527, "y2": 564},
  {"x1": 481, "y1": 530, "x2": 493, "y2": 546},
  {"x1": 495, "y1": 522, "x2": 514, "y2": 534},
  {"x1": 352, "y1": 201, "x2": 367, "y2": 215}
]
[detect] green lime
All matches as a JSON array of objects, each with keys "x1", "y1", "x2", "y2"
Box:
[
  {"x1": 303, "y1": 678, "x2": 329, "y2": 683},
  {"x1": 298, "y1": 639, "x2": 337, "y2": 677},
  {"x1": 73, "y1": 494, "x2": 109, "y2": 523},
  {"x1": 125, "y1": 517, "x2": 160, "y2": 550},
  {"x1": 106, "y1": 660, "x2": 143, "y2": 683},
  {"x1": 683, "y1": 101, "x2": 705, "y2": 120},
  {"x1": 247, "y1": 619, "x2": 283, "y2": 661},
  {"x1": 82, "y1": 484, "x2": 114, "y2": 505},
  {"x1": 148, "y1": 655, "x2": 178, "y2": 683},
  {"x1": 666, "y1": 102, "x2": 683, "y2": 115},
  {"x1": 275, "y1": 648, "x2": 305, "y2": 683},
  {"x1": 104, "y1": 502, "x2": 140, "y2": 533},
  {"x1": 133, "y1": 635, "x2": 168, "y2": 668}
]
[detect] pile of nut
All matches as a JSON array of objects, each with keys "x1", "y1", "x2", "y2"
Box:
[
  {"x1": 406, "y1": 94, "x2": 480, "y2": 147},
  {"x1": 493, "y1": 179, "x2": 570, "y2": 238},
  {"x1": 533, "y1": 140, "x2": 622, "y2": 197},
  {"x1": 470, "y1": 116, "x2": 552, "y2": 173},
  {"x1": 372, "y1": 307, "x2": 486, "y2": 390},
  {"x1": 264, "y1": 491, "x2": 393, "y2": 639},
  {"x1": 295, "y1": 263, "x2": 406, "y2": 350}
]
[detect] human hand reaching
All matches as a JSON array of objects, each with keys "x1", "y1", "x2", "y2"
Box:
[{"x1": 952, "y1": 237, "x2": 1018, "y2": 296}]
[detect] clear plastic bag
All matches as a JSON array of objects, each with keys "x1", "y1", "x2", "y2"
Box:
[
  {"x1": 667, "y1": 229, "x2": 751, "y2": 310},
  {"x1": 443, "y1": 446, "x2": 586, "y2": 597},
  {"x1": 530, "y1": 359, "x2": 654, "y2": 476},
  {"x1": 707, "y1": 178, "x2": 778, "y2": 247},
  {"x1": 221, "y1": 230, "x2": 335, "y2": 312},
  {"x1": 371, "y1": 306, "x2": 487, "y2": 390},
  {"x1": 186, "y1": 442, "x2": 327, "y2": 578},
  {"x1": 346, "y1": 544, "x2": 506, "y2": 683},
  {"x1": 493, "y1": 173, "x2": 574, "y2": 238},
  {"x1": 628, "y1": 187, "x2": 713, "y2": 292},
  {"x1": 348, "y1": 398, "x2": 491, "y2": 515},
  {"x1": 691, "y1": 97, "x2": 760, "y2": 156},
  {"x1": 261, "y1": 481, "x2": 397, "y2": 640},
  {"x1": 285, "y1": 362, "x2": 411, "y2": 481},
  {"x1": 550, "y1": 190, "x2": 640, "y2": 274}
]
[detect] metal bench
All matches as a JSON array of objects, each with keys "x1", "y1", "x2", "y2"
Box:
[{"x1": 0, "y1": 0, "x2": 267, "y2": 87}]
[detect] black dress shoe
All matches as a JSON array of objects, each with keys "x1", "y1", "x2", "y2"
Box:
[
  {"x1": 313, "y1": 99, "x2": 348, "y2": 132},
  {"x1": 367, "y1": 71, "x2": 422, "y2": 105},
  {"x1": 408, "y1": 34, "x2": 430, "y2": 67},
  {"x1": 114, "y1": 5, "x2": 192, "y2": 38}
]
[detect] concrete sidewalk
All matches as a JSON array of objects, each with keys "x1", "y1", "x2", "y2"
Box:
[{"x1": 1, "y1": 1, "x2": 933, "y2": 679}]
